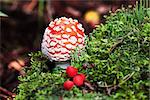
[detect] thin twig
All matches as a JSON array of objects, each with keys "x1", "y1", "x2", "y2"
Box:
[
  {"x1": 109, "y1": 39, "x2": 123, "y2": 53},
  {"x1": 105, "y1": 82, "x2": 111, "y2": 95},
  {"x1": 98, "y1": 72, "x2": 135, "y2": 95},
  {"x1": 0, "y1": 93, "x2": 8, "y2": 99},
  {"x1": 119, "y1": 72, "x2": 135, "y2": 86},
  {"x1": 84, "y1": 81, "x2": 94, "y2": 90},
  {"x1": 109, "y1": 31, "x2": 135, "y2": 53},
  {"x1": 0, "y1": 87, "x2": 16, "y2": 97},
  {"x1": 46, "y1": 0, "x2": 53, "y2": 21},
  {"x1": 98, "y1": 84, "x2": 113, "y2": 88}
]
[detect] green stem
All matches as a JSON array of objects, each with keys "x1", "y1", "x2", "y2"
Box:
[{"x1": 119, "y1": 72, "x2": 135, "y2": 86}]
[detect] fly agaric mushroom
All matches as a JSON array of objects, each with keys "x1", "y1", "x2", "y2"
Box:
[{"x1": 41, "y1": 17, "x2": 85, "y2": 62}]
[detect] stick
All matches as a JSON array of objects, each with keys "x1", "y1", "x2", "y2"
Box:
[
  {"x1": 109, "y1": 39, "x2": 123, "y2": 53},
  {"x1": 0, "y1": 87, "x2": 16, "y2": 97},
  {"x1": 0, "y1": 93, "x2": 8, "y2": 99},
  {"x1": 109, "y1": 31, "x2": 135, "y2": 53},
  {"x1": 98, "y1": 72, "x2": 135, "y2": 95},
  {"x1": 84, "y1": 81, "x2": 94, "y2": 90}
]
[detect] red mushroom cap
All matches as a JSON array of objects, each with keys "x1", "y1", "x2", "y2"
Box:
[{"x1": 41, "y1": 17, "x2": 85, "y2": 61}]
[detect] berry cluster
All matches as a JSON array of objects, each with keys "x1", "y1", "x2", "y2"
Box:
[{"x1": 63, "y1": 66, "x2": 86, "y2": 90}]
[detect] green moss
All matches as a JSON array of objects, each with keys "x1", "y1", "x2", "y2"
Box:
[
  {"x1": 16, "y1": 3, "x2": 150, "y2": 100},
  {"x1": 71, "y1": 3, "x2": 150, "y2": 100}
]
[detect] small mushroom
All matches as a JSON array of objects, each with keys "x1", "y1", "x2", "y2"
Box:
[
  {"x1": 84, "y1": 10, "x2": 100, "y2": 27},
  {"x1": 41, "y1": 17, "x2": 85, "y2": 62}
]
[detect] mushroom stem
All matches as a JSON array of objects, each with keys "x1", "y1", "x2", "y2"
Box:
[{"x1": 55, "y1": 61, "x2": 71, "y2": 69}]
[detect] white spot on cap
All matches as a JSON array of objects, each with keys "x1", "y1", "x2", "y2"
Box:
[
  {"x1": 54, "y1": 47, "x2": 61, "y2": 52},
  {"x1": 64, "y1": 21, "x2": 70, "y2": 24},
  {"x1": 66, "y1": 28, "x2": 72, "y2": 32},
  {"x1": 47, "y1": 39, "x2": 50, "y2": 43},
  {"x1": 58, "y1": 40, "x2": 64, "y2": 46},
  {"x1": 53, "y1": 26, "x2": 61, "y2": 31},
  {"x1": 62, "y1": 34, "x2": 70, "y2": 38},
  {"x1": 61, "y1": 17, "x2": 67, "y2": 20},
  {"x1": 61, "y1": 48, "x2": 68, "y2": 53},
  {"x1": 43, "y1": 35, "x2": 48, "y2": 41},
  {"x1": 49, "y1": 48, "x2": 55, "y2": 53},
  {"x1": 41, "y1": 41, "x2": 47, "y2": 47},
  {"x1": 77, "y1": 24, "x2": 83, "y2": 30},
  {"x1": 69, "y1": 18, "x2": 73, "y2": 21},
  {"x1": 66, "y1": 44, "x2": 74, "y2": 49},
  {"x1": 69, "y1": 36, "x2": 77, "y2": 44},
  {"x1": 81, "y1": 28, "x2": 84, "y2": 32},
  {"x1": 54, "y1": 35, "x2": 61, "y2": 38},
  {"x1": 77, "y1": 33, "x2": 83, "y2": 38},
  {"x1": 69, "y1": 18, "x2": 74, "y2": 23},
  {"x1": 49, "y1": 33, "x2": 53, "y2": 38},
  {"x1": 61, "y1": 26, "x2": 65, "y2": 30},
  {"x1": 57, "y1": 45, "x2": 61, "y2": 48},
  {"x1": 71, "y1": 26, "x2": 77, "y2": 32},
  {"x1": 52, "y1": 58, "x2": 57, "y2": 61},
  {"x1": 54, "y1": 18, "x2": 58, "y2": 22},
  {"x1": 45, "y1": 28, "x2": 51, "y2": 33},
  {"x1": 54, "y1": 53, "x2": 61, "y2": 58},
  {"x1": 78, "y1": 38, "x2": 82, "y2": 43},
  {"x1": 61, "y1": 30, "x2": 65, "y2": 33},
  {"x1": 56, "y1": 20, "x2": 61, "y2": 25},
  {"x1": 74, "y1": 19, "x2": 78, "y2": 23},
  {"x1": 61, "y1": 39, "x2": 68, "y2": 43},
  {"x1": 49, "y1": 22, "x2": 54, "y2": 27},
  {"x1": 50, "y1": 41, "x2": 57, "y2": 46}
]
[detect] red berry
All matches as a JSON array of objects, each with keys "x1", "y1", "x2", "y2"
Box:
[
  {"x1": 63, "y1": 80, "x2": 74, "y2": 90},
  {"x1": 79, "y1": 74, "x2": 86, "y2": 81},
  {"x1": 73, "y1": 75, "x2": 84, "y2": 86},
  {"x1": 66, "y1": 66, "x2": 78, "y2": 77}
]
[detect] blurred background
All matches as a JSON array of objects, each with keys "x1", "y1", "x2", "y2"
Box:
[{"x1": 0, "y1": 0, "x2": 137, "y2": 98}]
